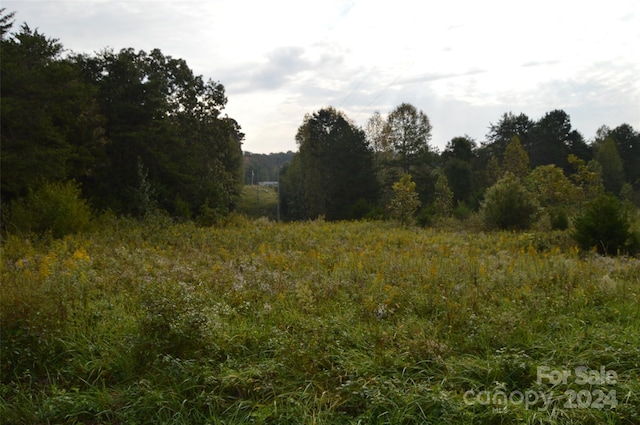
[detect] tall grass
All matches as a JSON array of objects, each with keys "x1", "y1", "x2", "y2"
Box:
[{"x1": 1, "y1": 217, "x2": 638, "y2": 424}]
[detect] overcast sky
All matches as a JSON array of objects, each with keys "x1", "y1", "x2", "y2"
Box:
[{"x1": 5, "y1": 0, "x2": 640, "y2": 153}]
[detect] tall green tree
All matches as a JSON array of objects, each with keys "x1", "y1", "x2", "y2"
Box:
[
  {"x1": 442, "y1": 136, "x2": 477, "y2": 204},
  {"x1": 595, "y1": 137, "x2": 625, "y2": 195},
  {"x1": 607, "y1": 124, "x2": 640, "y2": 185},
  {"x1": 502, "y1": 136, "x2": 530, "y2": 179},
  {"x1": 281, "y1": 107, "x2": 377, "y2": 220},
  {"x1": 386, "y1": 103, "x2": 433, "y2": 173},
  {"x1": 74, "y1": 48, "x2": 243, "y2": 217},
  {"x1": 485, "y1": 112, "x2": 534, "y2": 158},
  {"x1": 568, "y1": 154, "x2": 604, "y2": 204},
  {"x1": 1, "y1": 23, "x2": 105, "y2": 202},
  {"x1": 527, "y1": 110, "x2": 585, "y2": 169},
  {"x1": 527, "y1": 165, "x2": 579, "y2": 209}
]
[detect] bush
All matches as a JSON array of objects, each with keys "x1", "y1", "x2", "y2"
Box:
[
  {"x1": 388, "y1": 174, "x2": 421, "y2": 226},
  {"x1": 7, "y1": 181, "x2": 93, "y2": 238},
  {"x1": 481, "y1": 173, "x2": 539, "y2": 230},
  {"x1": 572, "y1": 194, "x2": 639, "y2": 255},
  {"x1": 549, "y1": 207, "x2": 569, "y2": 231},
  {"x1": 453, "y1": 201, "x2": 473, "y2": 221}
]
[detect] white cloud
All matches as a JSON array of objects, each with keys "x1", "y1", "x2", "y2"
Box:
[{"x1": 4, "y1": 0, "x2": 639, "y2": 152}]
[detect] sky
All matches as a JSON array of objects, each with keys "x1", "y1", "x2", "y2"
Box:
[{"x1": 4, "y1": 0, "x2": 640, "y2": 153}]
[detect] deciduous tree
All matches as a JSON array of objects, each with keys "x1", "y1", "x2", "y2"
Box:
[
  {"x1": 75, "y1": 48, "x2": 243, "y2": 217},
  {"x1": 388, "y1": 174, "x2": 420, "y2": 226},
  {"x1": 1, "y1": 23, "x2": 104, "y2": 202},
  {"x1": 386, "y1": 103, "x2": 433, "y2": 173}
]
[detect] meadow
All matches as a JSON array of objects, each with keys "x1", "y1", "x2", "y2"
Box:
[{"x1": 1, "y1": 215, "x2": 639, "y2": 424}]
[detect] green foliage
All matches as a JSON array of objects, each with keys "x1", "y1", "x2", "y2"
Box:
[
  {"x1": 608, "y1": 123, "x2": 640, "y2": 185},
  {"x1": 388, "y1": 174, "x2": 421, "y2": 226},
  {"x1": 136, "y1": 280, "x2": 212, "y2": 361},
  {"x1": 433, "y1": 174, "x2": 453, "y2": 217},
  {"x1": 527, "y1": 109, "x2": 582, "y2": 169},
  {"x1": 1, "y1": 22, "x2": 243, "y2": 221},
  {"x1": 242, "y1": 151, "x2": 293, "y2": 184},
  {"x1": 281, "y1": 107, "x2": 377, "y2": 220},
  {"x1": 348, "y1": 197, "x2": 377, "y2": 220},
  {"x1": 527, "y1": 164, "x2": 579, "y2": 209},
  {"x1": 443, "y1": 158, "x2": 474, "y2": 204},
  {"x1": 568, "y1": 154, "x2": 604, "y2": 204},
  {"x1": 0, "y1": 23, "x2": 105, "y2": 203},
  {"x1": 502, "y1": 136, "x2": 530, "y2": 179},
  {"x1": 549, "y1": 207, "x2": 569, "y2": 231},
  {"x1": 572, "y1": 194, "x2": 639, "y2": 255},
  {"x1": 453, "y1": 201, "x2": 473, "y2": 220},
  {"x1": 1, "y1": 219, "x2": 640, "y2": 423},
  {"x1": 595, "y1": 137, "x2": 625, "y2": 195},
  {"x1": 486, "y1": 112, "x2": 534, "y2": 159},
  {"x1": 7, "y1": 181, "x2": 93, "y2": 238},
  {"x1": 482, "y1": 173, "x2": 539, "y2": 230},
  {"x1": 485, "y1": 155, "x2": 502, "y2": 186},
  {"x1": 386, "y1": 103, "x2": 433, "y2": 173},
  {"x1": 76, "y1": 48, "x2": 244, "y2": 217}
]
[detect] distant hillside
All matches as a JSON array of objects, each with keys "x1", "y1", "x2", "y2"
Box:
[{"x1": 243, "y1": 151, "x2": 294, "y2": 184}]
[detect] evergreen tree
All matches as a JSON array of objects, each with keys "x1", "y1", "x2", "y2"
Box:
[
  {"x1": 281, "y1": 107, "x2": 377, "y2": 220},
  {"x1": 482, "y1": 173, "x2": 539, "y2": 230},
  {"x1": 503, "y1": 136, "x2": 530, "y2": 179}
]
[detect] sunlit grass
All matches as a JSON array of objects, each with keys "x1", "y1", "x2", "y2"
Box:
[
  {"x1": 236, "y1": 185, "x2": 279, "y2": 220},
  {"x1": 1, "y1": 217, "x2": 639, "y2": 424}
]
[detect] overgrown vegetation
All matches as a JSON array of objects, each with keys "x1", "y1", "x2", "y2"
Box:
[
  {"x1": 481, "y1": 173, "x2": 539, "y2": 230},
  {"x1": 5, "y1": 181, "x2": 93, "y2": 238},
  {"x1": 572, "y1": 194, "x2": 640, "y2": 255},
  {"x1": 2, "y1": 11, "x2": 640, "y2": 423},
  {"x1": 2, "y1": 218, "x2": 639, "y2": 424}
]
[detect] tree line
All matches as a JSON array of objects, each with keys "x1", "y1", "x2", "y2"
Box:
[
  {"x1": 2, "y1": 9, "x2": 639, "y2": 235},
  {"x1": 279, "y1": 105, "x2": 639, "y2": 225},
  {"x1": 1, "y1": 11, "x2": 243, "y2": 229}
]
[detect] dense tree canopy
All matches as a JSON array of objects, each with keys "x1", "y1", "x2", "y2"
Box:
[
  {"x1": 485, "y1": 112, "x2": 534, "y2": 158},
  {"x1": 2, "y1": 11, "x2": 639, "y2": 229},
  {"x1": 602, "y1": 124, "x2": 640, "y2": 186},
  {"x1": 1, "y1": 23, "x2": 105, "y2": 201},
  {"x1": 280, "y1": 108, "x2": 377, "y2": 220},
  {"x1": 1, "y1": 16, "x2": 243, "y2": 222},
  {"x1": 74, "y1": 48, "x2": 243, "y2": 217}
]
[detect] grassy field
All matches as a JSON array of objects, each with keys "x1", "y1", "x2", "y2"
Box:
[
  {"x1": 1, "y1": 216, "x2": 639, "y2": 424},
  {"x1": 236, "y1": 185, "x2": 279, "y2": 220}
]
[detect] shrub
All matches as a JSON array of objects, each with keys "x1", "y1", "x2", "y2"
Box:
[
  {"x1": 7, "y1": 181, "x2": 93, "y2": 238},
  {"x1": 549, "y1": 207, "x2": 569, "y2": 231},
  {"x1": 572, "y1": 194, "x2": 639, "y2": 255},
  {"x1": 453, "y1": 201, "x2": 473, "y2": 221},
  {"x1": 136, "y1": 280, "x2": 213, "y2": 361},
  {"x1": 387, "y1": 174, "x2": 421, "y2": 226},
  {"x1": 348, "y1": 198, "x2": 375, "y2": 220},
  {"x1": 481, "y1": 173, "x2": 539, "y2": 230}
]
